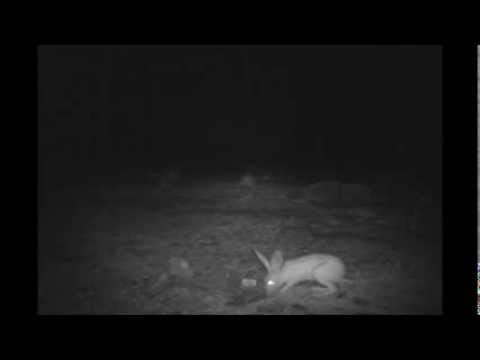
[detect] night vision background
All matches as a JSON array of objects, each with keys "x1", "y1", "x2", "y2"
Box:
[{"x1": 38, "y1": 45, "x2": 442, "y2": 314}]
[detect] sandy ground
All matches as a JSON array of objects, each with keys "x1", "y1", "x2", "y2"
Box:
[{"x1": 38, "y1": 174, "x2": 441, "y2": 314}]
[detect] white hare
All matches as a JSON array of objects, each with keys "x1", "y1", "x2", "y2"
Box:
[{"x1": 253, "y1": 248, "x2": 347, "y2": 296}]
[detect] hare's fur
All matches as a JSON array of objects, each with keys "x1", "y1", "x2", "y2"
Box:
[{"x1": 253, "y1": 249, "x2": 347, "y2": 296}]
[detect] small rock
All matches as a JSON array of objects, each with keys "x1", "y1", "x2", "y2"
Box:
[
  {"x1": 241, "y1": 278, "x2": 257, "y2": 288},
  {"x1": 168, "y1": 257, "x2": 194, "y2": 279}
]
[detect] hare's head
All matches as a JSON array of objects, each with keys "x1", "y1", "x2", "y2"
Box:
[{"x1": 253, "y1": 249, "x2": 285, "y2": 295}]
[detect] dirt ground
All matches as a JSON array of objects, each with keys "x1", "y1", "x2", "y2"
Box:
[{"x1": 38, "y1": 172, "x2": 442, "y2": 314}]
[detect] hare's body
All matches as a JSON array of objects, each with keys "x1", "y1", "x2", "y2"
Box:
[
  {"x1": 275, "y1": 254, "x2": 346, "y2": 294},
  {"x1": 253, "y1": 249, "x2": 347, "y2": 296}
]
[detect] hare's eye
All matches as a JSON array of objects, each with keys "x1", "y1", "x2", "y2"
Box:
[{"x1": 267, "y1": 280, "x2": 275, "y2": 286}]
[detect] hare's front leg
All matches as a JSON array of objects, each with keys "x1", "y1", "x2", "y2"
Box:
[{"x1": 279, "y1": 280, "x2": 300, "y2": 294}]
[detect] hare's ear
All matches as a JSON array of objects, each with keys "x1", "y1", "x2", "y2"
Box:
[
  {"x1": 270, "y1": 250, "x2": 284, "y2": 272},
  {"x1": 253, "y1": 248, "x2": 270, "y2": 272}
]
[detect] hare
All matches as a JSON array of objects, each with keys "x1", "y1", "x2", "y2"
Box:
[{"x1": 253, "y1": 248, "x2": 347, "y2": 296}]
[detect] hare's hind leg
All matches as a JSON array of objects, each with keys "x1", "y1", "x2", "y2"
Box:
[
  {"x1": 312, "y1": 281, "x2": 337, "y2": 296},
  {"x1": 312, "y1": 270, "x2": 338, "y2": 296}
]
